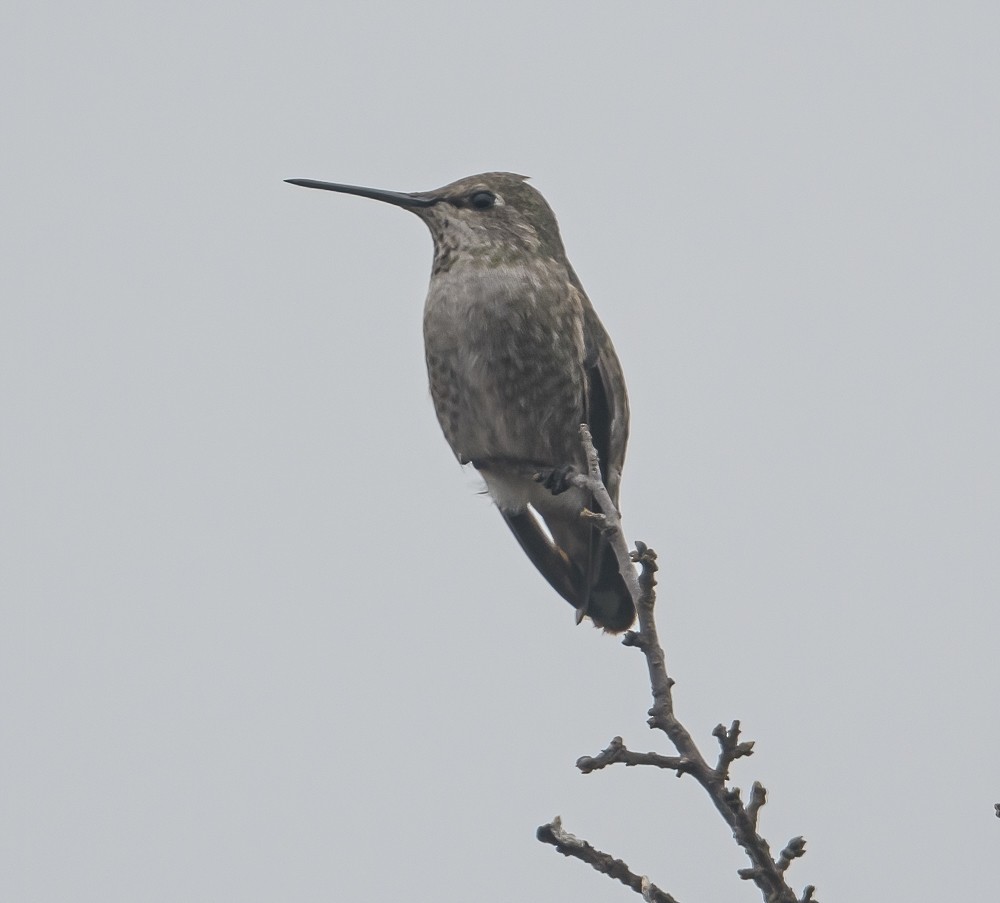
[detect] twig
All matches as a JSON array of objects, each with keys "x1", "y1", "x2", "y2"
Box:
[
  {"x1": 536, "y1": 817, "x2": 681, "y2": 903},
  {"x1": 713, "y1": 720, "x2": 756, "y2": 781},
  {"x1": 564, "y1": 426, "x2": 643, "y2": 604},
  {"x1": 575, "y1": 736, "x2": 690, "y2": 775}
]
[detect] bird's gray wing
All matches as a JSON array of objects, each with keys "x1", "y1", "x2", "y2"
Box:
[
  {"x1": 565, "y1": 281, "x2": 634, "y2": 630},
  {"x1": 575, "y1": 285, "x2": 629, "y2": 500}
]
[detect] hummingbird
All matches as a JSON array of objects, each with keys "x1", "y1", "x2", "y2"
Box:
[{"x1": 286, "y1": 172, "x2": 634, "y2": 632}]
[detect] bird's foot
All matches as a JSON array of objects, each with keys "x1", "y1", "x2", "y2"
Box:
[{"x1": 533, "y1": 464, "x2": 576, "y2": 496}]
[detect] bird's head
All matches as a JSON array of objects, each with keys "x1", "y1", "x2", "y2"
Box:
[{"x1": 286, "y1": 172, "x2": 568, "y2": 271}]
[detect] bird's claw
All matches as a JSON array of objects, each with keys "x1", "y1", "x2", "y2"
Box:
[{"x1": 534, "y1": 464, "x2": 576, "y2": 495}]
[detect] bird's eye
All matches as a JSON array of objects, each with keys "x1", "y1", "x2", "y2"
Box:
[{"x1": 469, "y1": 190, "x2": 496, "y2": 210}]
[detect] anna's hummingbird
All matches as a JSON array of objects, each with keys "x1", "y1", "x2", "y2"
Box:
[{"x1": 287, "y1": 172, "x2": 634, "y2": 632}]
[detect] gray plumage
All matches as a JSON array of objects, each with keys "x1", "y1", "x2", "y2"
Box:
[{"x1": 287, "y1": 172, "x2": 634, "y2": 632}]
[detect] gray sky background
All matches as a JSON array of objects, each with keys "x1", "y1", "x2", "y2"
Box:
[{"x1": 4, "y1": 3, "x2": 999, "y2": 901}]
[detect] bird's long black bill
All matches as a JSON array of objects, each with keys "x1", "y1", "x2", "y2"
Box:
[{"x1": 284, "y1": 179, "x2": 436, "y2": 208}]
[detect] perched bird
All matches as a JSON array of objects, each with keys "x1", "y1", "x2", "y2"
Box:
[{"x1": 287, "y1": 173, "x2": 634, "y2": 632}]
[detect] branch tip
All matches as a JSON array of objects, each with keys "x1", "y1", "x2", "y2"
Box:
[
  {"x1": 747, "y1": 781, "x2": 767, "y2": 827},
  {"x1": 536, "y1": 815, "x2": 681, "y2": 903},
  {"x1": 723, "y1": 786, "x2": 743, "y2": 810},
  {"x1": 776, "y1": 836, "x2": 807, "y2": 872},
  {"x1": 621, "y1": 629, "x2": 644, "y2": 648}
]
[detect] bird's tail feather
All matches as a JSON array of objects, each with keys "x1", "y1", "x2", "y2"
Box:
[{"x1": 501, "y1": 509, "x2": 635, "y2": 633}]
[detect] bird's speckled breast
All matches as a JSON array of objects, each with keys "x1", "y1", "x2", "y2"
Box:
[{"x1": 423, "y1": 258, "x2": 586, "y2": 469}]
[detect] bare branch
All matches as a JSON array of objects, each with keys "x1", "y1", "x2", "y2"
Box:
[
  {"x1": 576, "y1": 736, "x2": 691, "y2": 775},
  {"x1": 563, "y1": 423, "x2": 644, "y2": 604},
  {"x1": 536, "y1": 817, "x2": 681, "y2": 903},
  {"x1": 538, "y1": 425, "x2": 815, "y2": 902}
]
